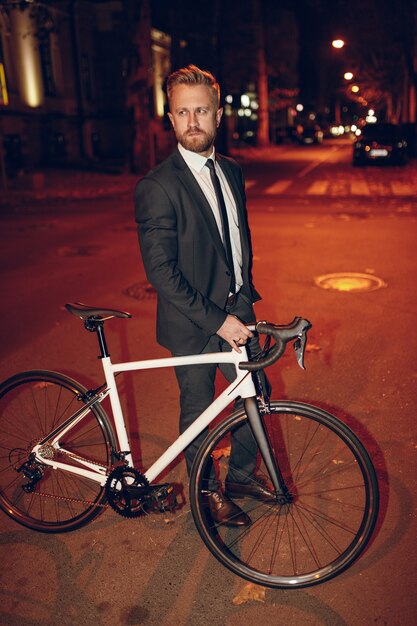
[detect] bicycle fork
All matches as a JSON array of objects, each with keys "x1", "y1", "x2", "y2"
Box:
[{"x1": 244, "y1": 397, "x2": 292, "y2": 503}]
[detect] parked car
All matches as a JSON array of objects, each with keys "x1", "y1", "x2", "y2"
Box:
[
  {"x1": 298, "y1": 126, "x2": 324, "y2": 145},
  {"x1": 353, "y1": 123, "x2": 408, "y2": 166}
]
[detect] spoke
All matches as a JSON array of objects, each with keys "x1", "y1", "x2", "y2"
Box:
[
  {"x1": 299, "y1": 486, "x2": 366, "y2": 511},
  {"x1": 0, "y1": 376, "x2": 113, "y2": 529},
  {"x1": 0, "y1": 452, "x2": 26, "y2": 468},
  {"x1": 4, "y1": 392, "x2": 38, "y2": 443},
  {"x1": 289, "y1": 419, "x2": 321, "y2": 484},
  {"x1": 0, "y1": 427, "x2": 32, "y2": 447},
  {"x1": 245, "y1": 508, "x2": 279, "y2": 567},
  {"x1": 286, "y1": 503, "x2": 324, "y2": 569},
  {"x1": 193, "y1": 406, "x2": 377, "y2": 587},
  {"x1": 0, "y1": 470, "x2": 24, "y2": 493},
  {"x1": 294, "y1": 462, "x2": 362, "y2": 492},
  {"x1": 295, "y1": 500, "x2": 364, "y2": 537},
  {"x1": 293, "y1": 455, "x2": 360, "y2": 492}
]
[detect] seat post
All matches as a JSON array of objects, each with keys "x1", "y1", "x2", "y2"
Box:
[
  {"x1": 96, "y1": 323, "x2": 110, "y2": 358},
  {"x1": 84, "y1": 318, "x2": 110, "y2": 358}
]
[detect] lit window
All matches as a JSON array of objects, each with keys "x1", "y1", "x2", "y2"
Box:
[
  {"x1": 0, "y1": 38, "x2": 8, "y2": 106},
  {"x1": 0, "y1": 62, "x2": 8, "y2": 106}
]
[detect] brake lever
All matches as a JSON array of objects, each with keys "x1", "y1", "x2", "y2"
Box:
[{"x1": 294, "y1": 332, "x2": 308, "y2": 370}]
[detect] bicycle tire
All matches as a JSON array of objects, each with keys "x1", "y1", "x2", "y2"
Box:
[
  {"x1": 189, "y1": 400, "x2": 379, "y2": 589},
  {"x1": 0, "y1": 370, "x2": 117, "y2": 532}
]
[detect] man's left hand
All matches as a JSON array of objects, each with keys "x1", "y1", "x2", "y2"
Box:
[{"x1": 216, "y1": 315, "x2": 253, "y2": 352}]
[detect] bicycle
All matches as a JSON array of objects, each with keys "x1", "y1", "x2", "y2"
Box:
[{"x1": 0, "y1": 302, "x2": 379, "y2": 589}]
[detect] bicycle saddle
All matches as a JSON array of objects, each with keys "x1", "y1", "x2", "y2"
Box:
[{"x1": 65, "y1": 302, "x2": 132, "y2": 319}]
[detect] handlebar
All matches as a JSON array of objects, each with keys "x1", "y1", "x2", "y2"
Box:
[
  {"x1": 239, "y1": 317, "x2": 312, "y2": 372},
  {"x1": 65, "y1": 302, "x2": 311, "y2": 372}
]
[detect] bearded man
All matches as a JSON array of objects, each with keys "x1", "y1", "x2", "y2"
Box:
[{"x1": 135, "y1": 65, "x2": 272, "y2": 527}]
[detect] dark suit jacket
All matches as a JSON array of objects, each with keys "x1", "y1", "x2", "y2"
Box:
[{"x1": 134, "y1": 148, "x2": 260, "y2": 354}]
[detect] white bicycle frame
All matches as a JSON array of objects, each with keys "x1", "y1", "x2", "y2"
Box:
[{"x1": 32, "y1": 337, "x2": 257, "y2": 486}]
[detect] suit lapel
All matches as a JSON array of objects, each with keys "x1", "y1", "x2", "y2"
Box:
[
  {"x1": 217, "y1": 156, "x2": 250, "y2": 267},
  {"x1": 172, "y1": 150, "x2": 228, "y2": 264}
]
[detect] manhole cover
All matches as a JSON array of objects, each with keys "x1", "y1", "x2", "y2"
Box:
[
  {"x1": 314, "y1": 272, "x2": 387, "y2": 293},
  {"x1": 124, "y1": 281, "x2": 157, "y2": 300}
]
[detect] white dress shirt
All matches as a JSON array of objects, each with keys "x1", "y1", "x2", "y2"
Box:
[{"x1": 178, "y1": 143, "x2": 243, "y2": 293}]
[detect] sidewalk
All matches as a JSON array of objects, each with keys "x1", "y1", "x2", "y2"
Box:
[
  {"x1": 0, "y1": 141, "x2": 350, "y2": 211},
  {"x1": 0, "y1": 168, "x2": 139, "y2": 209}
]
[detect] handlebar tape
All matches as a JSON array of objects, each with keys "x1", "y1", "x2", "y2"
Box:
[{"x1": 239, "y1": 317, "x2": 311, "y2": 371}]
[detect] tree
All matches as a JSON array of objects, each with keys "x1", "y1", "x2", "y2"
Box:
[
  {"x1": 124, "y1": 0, "x2": 153, "y2": 173},
  {"x1": 342, "y1": 1, "x2": 407, "y2": 121},
  {"x1": 328, "y1": 0, "x2": 417, "y2": 122},
  {"x1": 399, "y1": 0, "x2": 417, "y2": 119},
  {"x1": 156, "y1": 0, "x2": 298, "y2": 147},
  {"x1": 252, "y1": 0, "x2": 269, "y2": 146}
]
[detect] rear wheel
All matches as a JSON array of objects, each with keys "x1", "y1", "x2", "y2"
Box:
[
  {"x1": 190, "y1": 400, "x2": 379, "y2": 588},
  {"x1": 0, "y1": 370, "x2": 116, "y2": 532}
]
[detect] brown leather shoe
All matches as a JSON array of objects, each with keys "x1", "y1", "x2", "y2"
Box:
[
  {"x1": 207, "y1": 489, "x2": 251, "y2": 527},
  {"x1": 225, "y1": 476, "x2": 276, "y2": 502}
]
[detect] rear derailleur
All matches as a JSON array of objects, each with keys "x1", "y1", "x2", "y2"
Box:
[
  {"x1": 105, "y1": 465, "x2": 177, "y2": 518},
  {"x1": 15, "y1": 453, "x2": 45, "y2": 493}
]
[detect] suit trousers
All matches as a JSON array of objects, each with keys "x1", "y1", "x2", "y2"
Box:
[{"x1": 173, "y1": 293, "x2": 267, "y2": 487}]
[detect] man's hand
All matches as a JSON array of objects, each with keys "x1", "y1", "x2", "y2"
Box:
[{"x1": 217, "y1": 315, "x2": 254, "y2": 352}]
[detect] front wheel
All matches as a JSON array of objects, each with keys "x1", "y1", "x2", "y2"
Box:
[
  {"x1": 0, "y1": 370, "x2": 117, "y2": 532},
  {"x1": 189, "y1": 400, "x2": 379, "y2": 589}
]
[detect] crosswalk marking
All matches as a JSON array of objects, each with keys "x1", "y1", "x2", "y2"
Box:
[
  {"x1": 390, "y1": 182, "x2": 415, "y2": 195},
  {"x1": 350, "y1": 181, "x2": 371, "y2": 196},
  {"x1": 265, "y1": 180, "x2": 292, "y2": 194},
  {"x1": 371, "y1": 183, "x2": 389, "y2": 194},
  {"x1": 307, "y1": 181, "x2": 329, "y2": 194},
  {"x1": 247, "y1": 178, "x2": 416, "y2": 197}
]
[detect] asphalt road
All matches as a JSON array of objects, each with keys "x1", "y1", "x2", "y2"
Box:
[{"x1": 0, "y1": 139, "x2": 416, "y2": 625}]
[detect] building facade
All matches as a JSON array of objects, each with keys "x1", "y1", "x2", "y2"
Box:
[{"x1": 0, "y1": 0, "x2": 172, "y2": 176}]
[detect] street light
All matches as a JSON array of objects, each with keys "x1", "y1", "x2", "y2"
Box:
[
  {"x1": 344, "y1": 72, "x2": 354, "y2": 81},
  {"x1": 330, "y1": 39, "x2": 346, "y2": 124}
]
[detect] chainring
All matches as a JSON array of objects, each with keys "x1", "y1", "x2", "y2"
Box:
[{"x1": 105, "y1": 466, "x2": 150, "y2": 518}]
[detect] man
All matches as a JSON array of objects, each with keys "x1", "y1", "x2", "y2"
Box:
[{"x1": 135, "y1": 65, "x2": 272, "y2": 527}]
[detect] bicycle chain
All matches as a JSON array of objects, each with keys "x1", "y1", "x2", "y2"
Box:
[
  {"x1": 24, "y1": 446, "x2": 111, "y2": 508},
  {"x1": 48, "y1": 446, "x2": 109, "y2": 468},
  {"x1": 24, "y1": 450, "x2": 175, "y2": 515},
  {"x1": 29, "y1": 489, "x2": 109, "y2": 508}
]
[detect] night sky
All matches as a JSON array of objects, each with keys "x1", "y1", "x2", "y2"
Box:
[{"x1": 150, "y1": 0, "x2": 414, "y2": 118}]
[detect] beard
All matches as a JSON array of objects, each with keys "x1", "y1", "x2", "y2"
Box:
[{"x1": 177, "y1": 127, "x2": 216, "y2": 154}]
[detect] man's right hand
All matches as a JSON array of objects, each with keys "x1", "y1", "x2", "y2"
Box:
[{"x1": 216, "y1": 315, "x2": 253, "y2": 353}]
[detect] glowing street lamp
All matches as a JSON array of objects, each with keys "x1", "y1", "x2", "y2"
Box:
[
  {"x1": 351, "y1": 85, "x2": 360, "y2": 93},
  {"x1": 332, "y1": 39, "x2": 345, "y2": 49},
  {"x1": 344, "y1": 72, "x2": 354, "y2": 81}
]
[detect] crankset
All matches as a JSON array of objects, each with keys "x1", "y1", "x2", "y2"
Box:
[
  {"x1": 105, "y1": 466, "x2": 149, "y2": 518},
  {"x1": 105, "y1": 466, "x2": 177, "y2": 518}
]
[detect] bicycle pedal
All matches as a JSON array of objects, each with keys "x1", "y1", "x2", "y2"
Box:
[{"x1": 147, "y1": 484, "x2": 177, "y2": 512}]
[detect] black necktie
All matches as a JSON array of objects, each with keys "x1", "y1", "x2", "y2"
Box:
[{"x1": 205, "y1": 158, "x2": 236, "y2": 294}]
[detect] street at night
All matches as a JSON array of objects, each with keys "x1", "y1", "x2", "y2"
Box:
[
  {"x1": 1, "y1": 0, "x2": 417, "y2": 621},
  {"x1": 0, "y1": 139, "x2": 416, "y2": 625}
]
